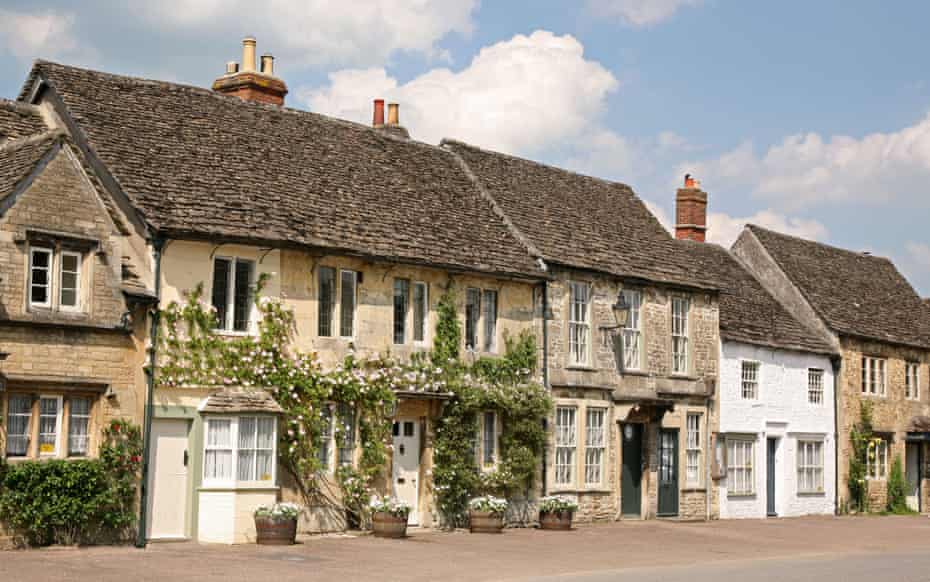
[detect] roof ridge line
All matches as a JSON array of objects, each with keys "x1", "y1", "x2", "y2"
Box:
[
  {"x1": 747, "y1": 222, "x2": 893, "y2": 263},
  {"x1": 445, "y1": 146, "x2": 548, "y2": 269},
  {"x1": 0, "y1": 129, "x2": 65, "y2": 153}
]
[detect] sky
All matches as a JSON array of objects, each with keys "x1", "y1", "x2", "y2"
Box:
[{"x1": 0, "y1": 0, "x2": 928, "y2": 294}]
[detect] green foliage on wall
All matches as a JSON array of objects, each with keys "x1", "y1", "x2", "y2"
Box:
[
  {"x1": 0, "y1": 419, "x2": 142, "y2": 546},
  {"x1": 886, "y1": 456, "x2": 911, "y2": 514},
  {"x1": 848, "y1": 401, "x2": 873, "y2": 512}
]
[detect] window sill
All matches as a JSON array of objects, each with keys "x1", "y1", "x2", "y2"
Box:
[
  {"x1": 669, "y1": 373, "x2": 699, "y2": 381},
  {"x1": 726, "y1": 492, "x2": 756, "y2": 498},
  {"x1": 565, "y1": 365, "x2": 597, "y2": 372},
  {"x1": 199, "y1": 484, "x2": 279, "y2": 492},
  {"x1": 547, "y1": 486, "x2": 611, "y2": 495},
  {"x1": 681, "y1": 486, "x2": 705, "y2": 493},
  {"x1": 797, "y1": 491, "x2": 826, "y2": 497},
  {"x1": 620, "y1": 369, "x2": 648, "y2": 377}
]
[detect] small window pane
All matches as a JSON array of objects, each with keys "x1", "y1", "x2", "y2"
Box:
[
  {"x1": 237, "y1": 417, "x2": 257, "y2": 481},
  {"x1": 340, "y1": 271, "x2": 356, "y2": 337},
  {"x1": 555, "y1": 407, "x2": 577, "y2": 485},
  {"x1": 482, "y1": 290, "x2": 497, "y2": 352},
  {"x1": 211, "y1": 258, "x2": 231, "y2": 329},
  {"x1": 413, "y1": 282, "x2": 428, "y2": 343},
  {"x1": 404, "y1": 421, "x2": 415, "y2": 437},
  {"x1": 337, "y1": 403, "x2": 356, "y2": 467},
  {"x1": 465, "y1": 288, "x2": 481, "y2": 350},
  {"x1": 6, "y1": 395, "x2": 32, "y2": 457},
  {"x1": 59, "y1": 252, "x2": 80, "y2": 309},
  {"x1": 68, "y1": 397, "x2": 91, "y2": 456},
  {"x1": 318, "y1": 407, "x2": 333, "y2": 470},
  {"x1": 232, "y1": 259, "x2": 254, "y2": 332},
  {"x1": 204, "y1": 418, "x2": 233, "y2": 481},
  {"x1": 29, "y1": 249, "x2": 52, "y2": 306},
  {"x1": 393, "y1": 279, "x2": 409, "y2": 344},
  {"x1": 38, "y1": 397, "x2": 60, "y2": 455},
  {"x1": 318, "y1": 267, "x2": 336, "y2": 336},
  {"x1": 483, "y1": 411, "x2": 496, "y2": 465}
]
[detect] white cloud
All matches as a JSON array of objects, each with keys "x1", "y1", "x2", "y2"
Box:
[
  {"x1": 0, "y1": 8, "x2": 82, "y2": 61},
  {"x1": 587, "y1": 0, "x2": 702, "y2": 27},
  {"x1": 707, "y1": 210, "x2": 828, "y2": 248},
  {"x1": 301, "y1": 31, "x2": 619, "y2": 154},
  {"x1": 681, "y1": 114, "x2": 930, "y2": 211},
  {"x1": 130, "y1": 0, "x2": 477, "y2": 68}
]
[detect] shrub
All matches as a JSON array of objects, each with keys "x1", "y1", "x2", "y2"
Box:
[{"x1": 886, "y1": 456, "x2": 910, "y2": 514}]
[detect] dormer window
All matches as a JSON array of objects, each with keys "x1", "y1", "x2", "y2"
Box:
[{"x1": 28, "y1": 246, "x2": 84, "y2": 312}]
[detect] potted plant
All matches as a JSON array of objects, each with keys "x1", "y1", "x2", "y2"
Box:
[
  {"x1": 369, "y1": 495, "x2": 412, "y2": 538},
  {"x1": 468, "y1": 496, "x2": 508, "y2": 534},
  {"x1": 253, "y1": 502, "x2": 300, "y2": 545},
  {"x1": 538, "y1": 496, "x2": 578, "y2": 530}
]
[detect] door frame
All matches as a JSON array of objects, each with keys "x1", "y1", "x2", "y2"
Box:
[
  {"x1": 657, "y1": 428, "x2": 679, "y2": 517},
  {"x1": 391, "y1": 417, "x2": 421, "y2": 525},
  {"x1": 905, "y1": 441, "x2": 922, "y2": 513},
  {"x1": 766, "y1": 437, "x2": 777, "y2": 517},
  {"x1": 620, "y1": 422, "x2": 643, "y2": 518}
]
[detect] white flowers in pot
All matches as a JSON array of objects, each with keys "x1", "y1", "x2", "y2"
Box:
[
  {"x1": 254, "y1": 502, "x2": 301, "y2": 520},
  {"x1": 369, "y1": 495, "x2": 412, "y2": 518},
  {"x1": 538, "y1": 495, "x2": 579, "y2": 514},
  {"x1": 468, "y1": 495, "x2": 509, "y2": 515}
]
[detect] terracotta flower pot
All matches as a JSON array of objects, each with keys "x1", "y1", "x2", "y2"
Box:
[
  {"x1": 254, "y1": 516, "x2": 297, "y2": 545},
  {"x1": 539, "y1": 510, "x2": 573, "y2": 531},
  {"x1": 469, "y1": 510, "x2": 504, "y2": 534},
  {"x1": 372, "y1": 512, "x2": 408, "y2": 538}
]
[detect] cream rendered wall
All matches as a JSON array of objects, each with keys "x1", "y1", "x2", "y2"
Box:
[
  {"x1": 279, "y1": 250, "x2": 537, "y2": 368},
  {"x1": 718, "y1": 341, "x2": 835, "y2": 519}
]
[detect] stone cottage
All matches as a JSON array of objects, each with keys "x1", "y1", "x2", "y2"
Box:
[
  {"x1": 443, "y1": 143, "x2": 722, "y2": 521},
  {"x1": 0, "y1": 100, "x2": 151, "y2": 470},
  {"x1": 14, "y1": 40, "x2": 546, "y2": 543},
  {"x1": 680, "y1": 238, "x2": 837, "y2": 519},
  {"x1": 734, "y1": 225, "x2": 930, "y2": 513}
]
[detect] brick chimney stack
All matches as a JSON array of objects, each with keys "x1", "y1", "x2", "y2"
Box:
[
  {"x1": 675, "y1": 174, "x2": 708, "y2": 242},
  {"x1": 212, "y1": 37, "x2": 288, "y2": 106}
]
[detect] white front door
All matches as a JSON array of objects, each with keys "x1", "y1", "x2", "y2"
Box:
[
  {"x1": 147, "y1": 418, "x2": 190, "y2": 539},
  {"x1": 906, "y1": 442, "x2": 920, "y2": 512},
  {"x1": 392, "y1": 418, "x2": 420, "y2": 525}
]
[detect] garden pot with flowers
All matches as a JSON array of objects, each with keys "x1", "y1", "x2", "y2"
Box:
[
  {"x1": 538, "y1": 496, "x2": 578, "y2": 531},
  {"x1": 468, "y1": 496, "x2": 508, "y2": 534},
  {"x1": 254, "y1": 502, "x2": 300, "y2": 545},
  {"x1": 369, "y1": 496, "x2": 412, "y2": 539}
]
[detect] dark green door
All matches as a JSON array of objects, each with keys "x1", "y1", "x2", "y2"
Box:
[
  {"x1": 657, "y1": 429, "x2": 679, "y2": 516},
  {"x1": 767, "y1": 438, "x2": 777, "y2": 516},
  {"x1": 621, "y1": 424, "x2": 643, "y2": 517}
]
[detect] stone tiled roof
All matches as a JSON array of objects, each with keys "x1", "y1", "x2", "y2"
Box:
[
  {"x1": 442, "y1": 140, "x2": 717, "y2": 289},
  {"x1": 0, "y1": 131, "x2": 59, "y2": 206},
  {"x1": 747, "y1": 225, "x2": 930, "y2": 348},
  {"x1": 0, "y1": 100, "x2": 46, "y2": 142},
  {"x1": 679, "y1": 240, "x2": 835, "y2": 355},
  {"x1": 200, "y1": 388, "x2": 284, "y2": 414},
  {"x1": 20, "y1": 61, "x2": 541, "y2": 279}
]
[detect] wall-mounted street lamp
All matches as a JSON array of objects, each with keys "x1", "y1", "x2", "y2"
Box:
[{"x1": 600, "y1": 290, "x2": 632, "y2": 374}]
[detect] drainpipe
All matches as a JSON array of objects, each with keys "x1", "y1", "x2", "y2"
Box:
[
  {"x1": 540, "y1": 280, "x2": 550, "y2": 496},
  {"x1": 831, "y1": 355, "x2": 841, "y2": 515},
  {"x1": 705, "y1": 386, "x2": 714, "y2": 521},
  {"x1": 136, "y1": 237, "x2": 165, "y2": 549}
]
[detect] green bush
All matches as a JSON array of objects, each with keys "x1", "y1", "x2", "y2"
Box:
[
  {"x1": 0, "y1": 419, "x2": 141, "y2": 546},
  {"x1": 886, "y1": 456, "x2": 910, "y2": 514}
]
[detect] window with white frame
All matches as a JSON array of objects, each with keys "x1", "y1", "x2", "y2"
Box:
[
  {"x1": 68, "y1": 397, "x2": 92, "y2": 456},
  {"x1": 867, "y1": 438, "x2": 888, "y2": 480},
  {"x1": 554, "y1": 407, "x2": 577, "y2": 486},
  {"x1": 339, "y1": 270, "x2": 358, "y2": 338},
  {"x1": 28, "y1": 246, "x2": 84, "y2": 311},
  {"x1": 671, "y1": 297, "x2": 689, "y2": 374},
  {"x1": 5, "y1": 394, "x2": 32, "y2": 457},
  {"x1": 741, "y1": 361, "x2": 759, "y2": 400},
  {"x1": 317, "y1": 407, "x2": 333, "y2": 470},
  {"x1": 686, "y1": 413, "x2": 702, "y2": 486},
  {"x1": 808, "y1": 369, "x2": 824, "y2": 405},
  {"x1": 203, "y1": 416, "x2": 277, "y2": 485},
  {"x1": 568, "y1": 282, "x2": 591, "y2": 366},
  {"x1": 318, "y1": 266, "x2": 336, "y2": 337},
  {"x1": 38, "y1": 396, "x2": 62, "y2": 456},
  {"x1": 412, "y1": 281, "x2": 428, "y2": 344},
  {"x1": 465, "y1": 288, "x2": 481, "y2": 350},
  {"x1": 393, "y1": 278, "x2": 410, "y2": 345},
  {"x1": 481, "y1": 411, "x2": 497, "y2": 467},
  {"x1": 797, "y1": 440, "x2": 824, "y2": 494},
  {"x1": 336, "y1": 403, "x2": 356, "y2": 467},
  {"x1": 482, "y1": 290, "x2": 498, "y2": 352},
  {"x1": 906, "y1": 363, "x2": 920, "y2": 400},
  {"x1": 211, "y1": 257, "x2": 255, "y2": 332},
  {"x1": 726, "y1": 438, "x2": 754, "y2": 495},
  {"x1": 621, "y1": 289, "x2": 642, "y2": 370},
  {"x1": 584, "y1": 408, "x2": 606, "y2": 486},
  {"x1": 861, "y1": 356, "x2": 886, "y2": 396}
]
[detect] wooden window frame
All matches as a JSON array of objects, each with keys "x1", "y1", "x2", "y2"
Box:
[
  {"x1": 671, "y1": 296, "x2": 690, "y2": 375},
  {"x1": 568, "y1": 282, "x2": 592, "y2": 367},
  {"x1": 211, "y1": 256, "x2": 255, "y2": 334},
  {"x1": 621, "y1": 289, "x2": 643, "y2": 371},
  {"x1": 202, "y1": 415, "x2": 277, "y2": 488},
  {"x1": 741, "y1": 360, "x2": 760, "y2": 400},
  {"x1": 808, "y1": 368, "x2": 824, "y2": 405}
]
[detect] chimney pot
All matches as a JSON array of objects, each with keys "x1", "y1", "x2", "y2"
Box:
[
  {"x1": 373, "y1": 99, "x2": 385, "y2": 127},
  {"x1": 226, "y1": 61, "x2": 239, "y2": 74},
  {"x1": 260, "y1": 54, "x2": 274, "y2": 75},
  {"x1": 241, "y1": 36, "x2": 257, "y2": 72},
  {"x1": 387, "y1": 103, "x2": 399, "y2": 126}
]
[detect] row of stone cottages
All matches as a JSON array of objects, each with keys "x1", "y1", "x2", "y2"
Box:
[{"x1": 1, "y1": 40, "x2": 928, "y2": 544}]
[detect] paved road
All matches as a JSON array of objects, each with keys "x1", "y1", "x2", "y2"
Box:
[{"x1": 2, "y1": 516, "x2": 930, "y2": 581}]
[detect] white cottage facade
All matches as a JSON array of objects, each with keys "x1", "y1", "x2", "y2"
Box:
[{"x1": 718, "y1": 342, "x2": 836, "y2": 518}]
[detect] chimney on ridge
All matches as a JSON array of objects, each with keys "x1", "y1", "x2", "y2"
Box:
[
  {"x1": 675, "y1": 174, "x2": 708, "y2": 242},
  {"x1": 371, "y1": 100, "x2": 410, "y2": 139},
  {"x1": 212, "y1": 37, "x2": 288, "y2": 106}
]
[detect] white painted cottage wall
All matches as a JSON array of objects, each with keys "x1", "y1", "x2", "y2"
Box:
[{"x1": 718, "y1": 341, "x2": 836, "y2": 518}]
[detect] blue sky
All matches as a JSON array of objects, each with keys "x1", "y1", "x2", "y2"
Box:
[{"x1": 1, "y1": 0, "x2": 928, "y2": 293}]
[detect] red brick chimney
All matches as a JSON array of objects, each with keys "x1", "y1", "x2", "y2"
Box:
[
  {"x1": 373, "y1": 99, "x2": 385, "y2": 127},
  {"x1": 212, "y1": 37, "x2": 288, "y2": 106},
  {"x1": 675, "y1": 174, "x2": 708, "y2": 242}
]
